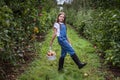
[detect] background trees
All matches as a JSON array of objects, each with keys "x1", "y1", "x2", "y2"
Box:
[
  {"x1": 0, "y1": 0, "x2": 58, "y2": 79},
  {"x1": 63, "y1": 0, "x2": 120, "y2": 68}
]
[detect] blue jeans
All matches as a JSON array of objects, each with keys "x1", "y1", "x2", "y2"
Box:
[{"x1": 57, "y1": 36, "x2": 75, "y2": 58}]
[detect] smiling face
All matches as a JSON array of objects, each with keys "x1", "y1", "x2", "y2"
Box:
[
  {"x1": 58, "y1": 14, "x2": 65, "y2": 23},
  {"x1": 57, "y1": 12, "x2": 66, "y2": 23}
]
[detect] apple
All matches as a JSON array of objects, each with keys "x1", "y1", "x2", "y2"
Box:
[
  {"x1": 84, "y1": 73, "x2": 89, "y2": 77},
  {"x1": 47, "y1": 52, "x2": 51, "y2": 56}
]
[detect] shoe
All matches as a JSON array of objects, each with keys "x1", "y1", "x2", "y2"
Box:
[
  {"x1": 71, "y1": 54, "x2": 87, "y2": 69},
  {"x1": 78, "y1": 63, "x2": 87, "y2": 69}
]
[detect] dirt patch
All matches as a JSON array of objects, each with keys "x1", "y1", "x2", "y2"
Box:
[
  {"x1": 108, "y1": 66, "x2": 120, "y2": 77},
  {"x1": 0, "y1": 53, "x2": 37, "y2": 80},
  {"x1": 96, "y1": 50, "x2": 120, "y2": 80}
]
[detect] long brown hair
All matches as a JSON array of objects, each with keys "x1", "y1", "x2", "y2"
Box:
[
  {"x1": 56, "y1": 12, "x2": 66, "y2": 24},
  {"x1": 55, "y1": 12, "x2": 67, "y2": 30}
]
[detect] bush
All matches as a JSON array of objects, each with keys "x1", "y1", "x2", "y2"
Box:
[
  {"x1": 86, "y1": 9, "x2": 120, "y2": 67},
  {"x1": 88, "y1": 9, "x2": 120, "y2": 67},
  {"x1": 66, "y1": 9, "x2": 120, "y2": 67},
  {"x1": 0, "y1": 0, "x2": 58, "y2": 79}
]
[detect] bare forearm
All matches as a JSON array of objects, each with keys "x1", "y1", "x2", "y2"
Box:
[
  {"x1": 50, "y1": 34, "x2": 56, "y2": 46},
  {"x1": 50, "y1": 27, "x2": 57, "y2": 47}
]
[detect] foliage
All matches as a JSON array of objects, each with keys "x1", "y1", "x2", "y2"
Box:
[
  {"x1": 65, "y1": 0, "x2": 91, "y2": 11},
  {"x1": 64, "y1": 8, "x2": 77, "y2": 25},
  {"x1": 85, "y1": 9, "x2": 120, "y2": 67},
  {"x1": 64, "y1": 0, "x2": 120, "y2": 68},
  {"x1": 69, "y1": 0, "x2": 120, "y2": 10},
  {"x1": 91, "y1": 0, "x2": 120, "y2": 9},
  {"x1": 73, "y1": 10, "x2": 93, "y2": 36},
  {"x1": 0, "y1": 0, "x2": 40, "y2": 64},
  {"x1": 66, "y1": 8, "x2": 120, "y2": 67},
  {"x1": 38, "y1": 8, "x2": 58, "y2": 34},
  {"x1": 0, "y1": 0, "x2": 57, "y2": 79}
]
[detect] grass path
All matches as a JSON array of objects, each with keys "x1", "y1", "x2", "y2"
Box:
[{"x1": 18, "y1": 25, "x2": 105, "y2": 80}]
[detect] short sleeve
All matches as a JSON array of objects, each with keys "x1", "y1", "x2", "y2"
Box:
[
  {"x1": 53, "y1": 22, "x2": 60, "y2": 36},
  {"x1": 54, "y1": 23, "x2": 59, "y2": 29}
]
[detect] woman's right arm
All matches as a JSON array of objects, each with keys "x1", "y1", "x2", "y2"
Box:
[{"x1": 50, "y1": 27, "x2": 57, "y2": 47}]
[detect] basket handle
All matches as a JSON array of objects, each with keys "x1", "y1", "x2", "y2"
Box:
[{"x1": 49, "y1": 46, "x2": 52, "y2": 51}]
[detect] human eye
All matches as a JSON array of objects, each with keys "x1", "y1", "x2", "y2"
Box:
[{"x1": 60, "y1": 15, "x2": 64, "y2": 18}]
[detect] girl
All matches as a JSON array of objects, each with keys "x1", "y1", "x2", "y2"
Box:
[{"x1": 50, "y1": 12, "x2": 86, "y2": 71}]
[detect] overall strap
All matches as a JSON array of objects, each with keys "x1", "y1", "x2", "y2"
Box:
[
  {"x1": 58, "y1": 23, "x2": 61, "y2": 30},
  {"x1": 58, "y1": 23, "x2": 67, "y2": 31}
]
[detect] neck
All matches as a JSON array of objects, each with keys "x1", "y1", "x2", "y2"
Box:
[{"x1": 59, "y1": 22, "x2": 64, "y2": 24}]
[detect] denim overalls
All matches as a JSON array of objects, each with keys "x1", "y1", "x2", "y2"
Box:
[{"x1": 57, "y1": 24, "x2": 75, "y2": 58}]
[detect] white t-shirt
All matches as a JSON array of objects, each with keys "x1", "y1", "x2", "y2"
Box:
[{"x1": 54, "y1": 22, "x2": 63, "y2": 36}]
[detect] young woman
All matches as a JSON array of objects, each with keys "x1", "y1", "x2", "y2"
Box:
[{"x1": 50, "y1": 12, "x2": 87, "y2": 71}]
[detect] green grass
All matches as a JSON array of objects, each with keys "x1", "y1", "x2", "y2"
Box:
[{"x1": 18, "y1": 25, "x2": 105, "y2": 80}]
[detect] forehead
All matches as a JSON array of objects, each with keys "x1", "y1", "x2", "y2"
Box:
[{"x1": 59, "y1": 14, "x2": 65, "y2": 17}]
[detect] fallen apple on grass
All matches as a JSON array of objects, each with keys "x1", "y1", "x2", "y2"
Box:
[{"x1": 84, "y1": 73, "x2": 89, "y2": 77}]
